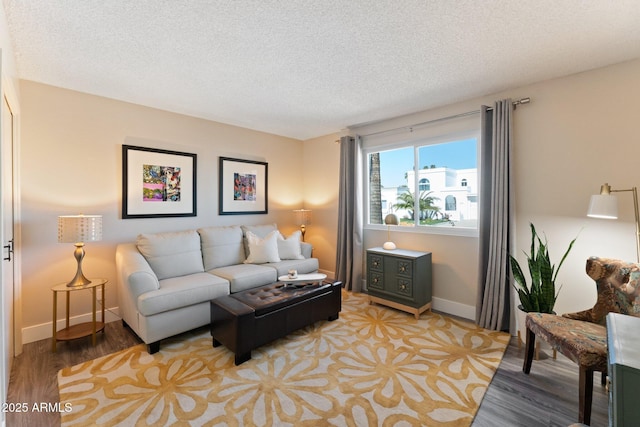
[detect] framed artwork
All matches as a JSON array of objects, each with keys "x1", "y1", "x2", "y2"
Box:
[
  {"x1": 122, "y1": 145, "x2": 197, "y2": 218},
  {"x1": 219, "y1": 157, "x2": 268, "y2": 215}
]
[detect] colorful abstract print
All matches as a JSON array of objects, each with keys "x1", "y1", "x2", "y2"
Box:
[
  {"x1": 143, "y1": 164, "x2": 181, "y2": 202},
  {"x1": 234, "y1": 172, "x2": 256, "y2": 201}
]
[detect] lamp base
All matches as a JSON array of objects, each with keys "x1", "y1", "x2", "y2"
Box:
[
  {"x1": 66, "y1": 274, "x2": 92, "y2": 288},
  {"x1": 383, "y1": 241, "x2": 397, "y2": 250},
  {"x1": 66, "y1": 243, "x2": 92, "y2": 287}
]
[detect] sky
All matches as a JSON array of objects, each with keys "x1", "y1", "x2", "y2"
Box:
[{"x1": 377, "y1": 138, "x2": 477, "y2": 187}]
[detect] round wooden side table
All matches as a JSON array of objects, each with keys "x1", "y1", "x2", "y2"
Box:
[{"x1": 51, "y1": 278, "x2": 107, "y2": 352}]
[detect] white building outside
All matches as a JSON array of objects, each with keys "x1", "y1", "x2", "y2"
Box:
[{"x1": 381, "y1": 167, "x2": 478, "y2": 226}]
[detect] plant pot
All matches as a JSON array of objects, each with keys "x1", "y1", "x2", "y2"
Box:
[{"x1": 516, "y1": 305, "x2": 555, "y2": 359}]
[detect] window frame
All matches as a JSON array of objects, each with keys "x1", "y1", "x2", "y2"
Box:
[{"x1": 363, "y1": 129, "x2": 481, "y2": 238}]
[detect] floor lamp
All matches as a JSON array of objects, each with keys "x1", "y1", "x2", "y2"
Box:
[
  {"x1": 587, "y1": 183, "x2": 640, "y2": 262},
  {"x1": 293, "y1": 209, "x2": 312, "y2": 241}
]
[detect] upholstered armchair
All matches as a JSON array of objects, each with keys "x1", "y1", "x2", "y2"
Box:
[{"x1": 523, "y1": 256, "x2": 640, "y2": 425}]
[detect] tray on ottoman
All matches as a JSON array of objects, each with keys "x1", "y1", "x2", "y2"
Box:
[{"x1": 210, "y1": 279, "x2": 342, "y2": 365}]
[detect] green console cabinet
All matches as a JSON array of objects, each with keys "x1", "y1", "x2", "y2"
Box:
[
  {"x1": 366, "y1": 247, "x2": 432, "y2": 319},
  {"x1": 606, "y1": 313, "x2": 640, "y2": 427}
]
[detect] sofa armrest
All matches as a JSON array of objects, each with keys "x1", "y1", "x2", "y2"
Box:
[
  {"x1": 301, "y1": 242, "x2": 313, "y2": 259},
  {"x1": 116, "y1": 243, "x2": 160, "y2": 300}
]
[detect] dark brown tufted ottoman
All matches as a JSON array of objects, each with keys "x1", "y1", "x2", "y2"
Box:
[{"x1": 210, "y1": 279, "x2": 342, "y2": 365}]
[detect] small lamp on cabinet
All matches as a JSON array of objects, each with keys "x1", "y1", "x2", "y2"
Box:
[{"x1": 383, "y1": 213, "x2": 399, "y2": 250}]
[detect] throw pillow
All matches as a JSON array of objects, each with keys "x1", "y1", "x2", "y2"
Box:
[
  {"x1": 244, "y1": 230, "x2": 281, "y2": 264},
  {"x1": 241, "y1": 223, "x2": 278, "y2": 256},
  {"x1": 277, "y1": 230, "x2": 305, "y2": 260}
]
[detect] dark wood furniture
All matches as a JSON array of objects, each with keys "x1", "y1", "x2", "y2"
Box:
[
  {"x1": 366, "y1": 247, "x2": 432, "y2": 319},
  {"x1": 210, "y1": 279, "x2": 342, "y2": 365}
]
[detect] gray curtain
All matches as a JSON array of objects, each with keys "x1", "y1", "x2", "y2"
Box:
[
  {"x1": 476, "y1": 99, "x2": 514, "y2": 331},
  {"x1": 335, "y1": 135, "x2": 364, "y2": 292}
]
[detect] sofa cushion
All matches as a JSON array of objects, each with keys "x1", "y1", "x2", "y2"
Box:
[
  {"x1": 244, "y1": 230, "x2": 281, "y2": 264},
  {"x1": 209, "y1": 264, "x2": 278, "y2": 293},
  {"x1": 137, "y1": 272, "x2": 229, "y2": 316},
  {"x1": 277, "y1": 231, "x2": 305, "y2": 260},
  {"x1": 136, "y1": 230, "x2": 204, "y2": 280},
  {"x1": 241, "y1": 223, "x2": 278, "y2": 238},
  {"x1": 198, "y1": 225, "x2": 245, "y2": 270}
]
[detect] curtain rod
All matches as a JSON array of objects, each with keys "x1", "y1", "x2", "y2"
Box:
[{"x1": 357, "y1": 97, "x2": 530, "y2": 139}]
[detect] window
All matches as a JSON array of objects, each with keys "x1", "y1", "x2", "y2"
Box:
[
  {"x1": 366, "y1": 134, "x2": 478, "y2": 233},
  {"x1": 445, "y1": 195, "x2": 456, "y2": 211}
]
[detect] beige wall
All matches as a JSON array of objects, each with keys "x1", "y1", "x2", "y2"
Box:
[
  {"x1": 16, "y1": 58, "x2": 640, "y2": 342},
  {"x1": 300, "y1": 133, "x2": 341, "y2": 275},
  {"x1": 340, "y1": 58, "x2": 640, "y2": 321},
  {"x1": 510, "y1": 58, "x2": 640, "y2": 317},
  {"x1": 19, "y1": 81, "x2": 307, "y2": 341}
]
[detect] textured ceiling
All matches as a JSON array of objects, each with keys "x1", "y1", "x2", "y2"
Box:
[{"x1": 4, "y1": 1, "x2": 640, "y2": 140}]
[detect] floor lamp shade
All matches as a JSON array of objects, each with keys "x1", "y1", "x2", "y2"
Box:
[
  {"x1": 587, "y1": 194, "x2": 618, "y2": 219},
  {"x1": 587, "y1": 183, "x2": 640, "y2": 262},
  {"x1": 58, "y1": 215, "x2": 103, "y2": 286}
]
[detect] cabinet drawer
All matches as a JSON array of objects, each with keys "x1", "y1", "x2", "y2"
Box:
[
  {"x1": 394, "y1": 259, "x2": 413, "y2": 278},
  {"x1": 369, "y1": 254, "x2": 384, "y2": 272},
  {"x1": 396, "y1": 278, "x2": 413, "y2": 298},
  {"x1": 368, "y1": 271, "x2": 384, "y2": 290}
]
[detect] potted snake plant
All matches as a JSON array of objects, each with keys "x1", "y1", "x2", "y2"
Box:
[
  {"x1": 509, "y1": 223, "x2": 577, "y2": 348},
  {"x1": 509, "y1": 223, "x2": 577, "y2": 314}
]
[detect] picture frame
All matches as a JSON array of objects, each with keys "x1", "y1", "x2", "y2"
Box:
[
  {"x1": 122, "y1": 145, "x2": 197, "y2": 219},
  {"x1": 219, "y1": 157, "x2": 268, "y2": 215}
]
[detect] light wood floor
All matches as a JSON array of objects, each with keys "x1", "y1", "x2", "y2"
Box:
[{"x1": 7, "y1": 322, "x2": 608, "y2": 427}]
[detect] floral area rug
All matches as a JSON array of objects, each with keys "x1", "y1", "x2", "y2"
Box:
[{"x1": 58, "y1": 290, "x2": 509, "y2": 426}]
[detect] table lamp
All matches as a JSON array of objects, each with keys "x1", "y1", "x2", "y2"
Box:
[
  {"x1": 58, "y1": 215, "x2": 103, "y2": 287},
  {"x1": 383, "y1": 213, "x2": 399, "y2": 250},
  {"x1": 587, "y1": 183, "x2": 639, "y2": 262},
  {"x1": 293, "y1": 209, "x2": 312, "y2": 241}
]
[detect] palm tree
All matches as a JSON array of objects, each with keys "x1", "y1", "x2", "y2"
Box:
[
  {"x1": 393, "y1": 189, "x2": 440, "y2": 221},
  {"x1": 369, "y1": 153, "x2": 382, "y2": 224}
]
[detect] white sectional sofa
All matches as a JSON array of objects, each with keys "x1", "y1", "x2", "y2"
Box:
[{"x1": 115, "y1": 223, "x2": 319, "y2": 353}]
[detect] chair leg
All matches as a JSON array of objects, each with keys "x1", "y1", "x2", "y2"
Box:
[
  {"x1": 578, "y1": 366, "x2": 594, "y2": 425},
  {"x1": 522, "y1": 327, "x2": 536, "y2": 374}
]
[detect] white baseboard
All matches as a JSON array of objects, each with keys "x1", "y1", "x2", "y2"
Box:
[
  {"x1": 431, "y1": 297, "x2": 476, "y2": 321},
  {"x1": 360, "y1": 278, "x2": 476, "y2": 321},
  {"x1": 22, "y1": 306, "x2": 121, "y2": 345},
  {"x1": 318, "y1": 268, "x2": 335, "y2": 278}
]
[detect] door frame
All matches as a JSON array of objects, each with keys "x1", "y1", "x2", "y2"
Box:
[{"x1": 2, "y1": 73, "x2": 22, "y2": 358}]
